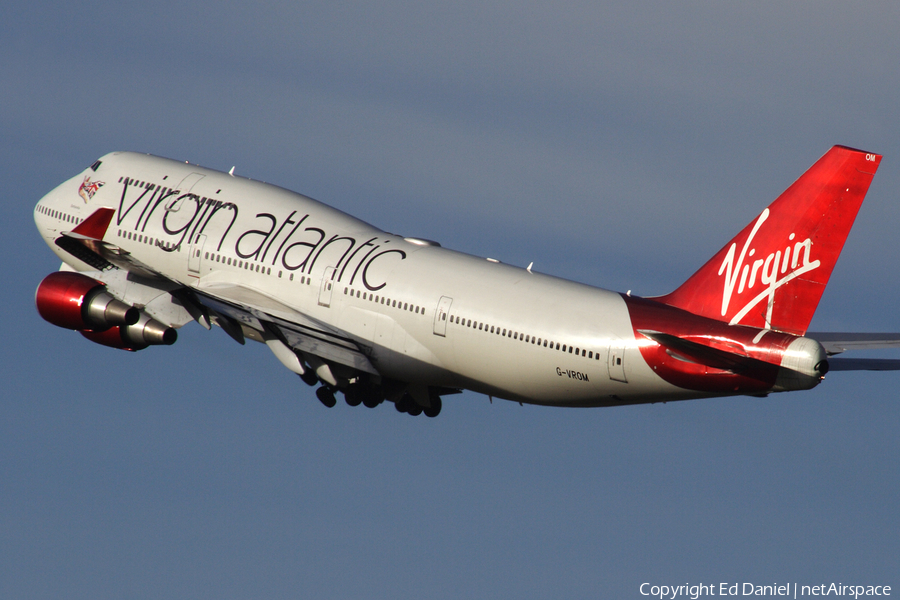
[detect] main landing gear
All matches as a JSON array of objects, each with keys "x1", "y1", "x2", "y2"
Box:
[
  {"x1": 307, "y1": 376, "x2": 443, "y2": 417},
  {"x1": 394, "y1": 393, "x2": 442, "y2": 418},
  {"x1": 315, "y1": 386, "x2": 337, "y2": 408}
]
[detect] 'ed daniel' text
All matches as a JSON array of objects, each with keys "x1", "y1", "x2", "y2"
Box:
[{"x1": 640, "y1": 582, "x2": 891, "y2": 599}]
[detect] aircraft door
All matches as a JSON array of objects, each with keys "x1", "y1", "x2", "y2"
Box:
[
  {"x1": 318, "y1": 266, "x2": 336, "y2": 307},
  {"x1": 433, "y1": 296, "x2": 453, "y2": 336},
  {"x1": 608, "y1": 340, "x2": 627, "y2": 383},
  {"x1": 188, "y1": 233, "x2": 207, "y2": 276}
]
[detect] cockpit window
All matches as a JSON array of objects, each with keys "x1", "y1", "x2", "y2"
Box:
[{"x1": 90, "y1": 160, "x2": 102, "y2": 172}]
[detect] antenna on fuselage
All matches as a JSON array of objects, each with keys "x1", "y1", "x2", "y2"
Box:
[{"x1": 228, "y1": 166, "x2": 235, "y2": 176}]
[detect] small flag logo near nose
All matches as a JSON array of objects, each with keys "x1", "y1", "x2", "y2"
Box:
[{"x1": 77, "y1": 176, "x2": 104, "y2": 202}]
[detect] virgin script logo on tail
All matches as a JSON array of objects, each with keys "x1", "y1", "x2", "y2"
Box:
[{"x1": 717, "y1": 209, "x2": 820, "y2": 328}]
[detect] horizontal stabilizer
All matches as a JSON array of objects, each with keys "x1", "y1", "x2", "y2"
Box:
[
  {"x1": 827, "y1": 358, "x2": 900, "y2": 371},
  {"x1": 639, "y1": 330, "x2": 768, "y2": 373},
  {"x1": 806, "y1": 332, "x2": 900, "y2": 355}
]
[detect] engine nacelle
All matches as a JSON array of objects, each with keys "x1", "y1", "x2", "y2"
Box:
[
  {"x1": 36, "y1": 272, "x2": 139, "y2": 331},
  {"x1": 80, "y1": 312, "x2": 177, "y2": 351}
]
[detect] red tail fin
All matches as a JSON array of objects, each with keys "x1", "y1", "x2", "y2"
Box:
[{"x1": 659, "y1": 146, "x2": 881, "y2": 336}]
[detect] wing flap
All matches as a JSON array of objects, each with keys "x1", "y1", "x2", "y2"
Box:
[{"x1": 194, "y1": 282, "x2": 379, "y2": 376}]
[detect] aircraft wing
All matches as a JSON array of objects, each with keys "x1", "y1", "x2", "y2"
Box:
[
  {"x1": 56, "y1": 231, "x2": 172, "y2": 281},
  {"x1": 194, "y1": 281, "x2": 379, "y2": 375},
  {"x1": 56, "y1": 207, "x2": 378, "y2": 377},
  {"x1": 57, "y1": 207, "x2": 175, "y2": 281}
]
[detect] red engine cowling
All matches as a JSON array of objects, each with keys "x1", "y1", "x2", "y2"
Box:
[
  {"x1": 36, "y1": 271, "x2": 139, "y2": 331},
  {"x1": 36, "y1": 272, "x2": 178, "y2": 352}
]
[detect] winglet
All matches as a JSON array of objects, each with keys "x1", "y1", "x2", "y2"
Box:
[{"x1": 72, "y1": 207, "x2": 115, "y2": 240}]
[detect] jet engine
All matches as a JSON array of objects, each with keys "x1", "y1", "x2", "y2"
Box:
[{"x1": 35, "y1": 272, "x2": 177, "y2": 351}]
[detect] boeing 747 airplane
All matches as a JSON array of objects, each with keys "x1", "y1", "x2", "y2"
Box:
[{"x1": 33, "y1": 146, "x2": 900, "y2": 416}]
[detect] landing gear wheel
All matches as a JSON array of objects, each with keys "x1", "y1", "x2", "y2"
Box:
[
  {"x1": 423, "y1": 397, "x2": 442, "y2": 418},
  {"x1": 344, "y1": 386, "x2": 362, "y2": 407},
  {"x1": 394, "y1": 394, "x2": 416, "y2": 414},
  {"x1": 316, "y1": 386, "x2": 336, "y2": 408},
  {"x1": 362, "y1": 386, "x2": 384, "y2": 408},
  {"x1": 407, "y1": 403, "x2": 423, "y2": 416},
  {"x1": 299, "y1": 369, "x2": 318, "y2": 386}
]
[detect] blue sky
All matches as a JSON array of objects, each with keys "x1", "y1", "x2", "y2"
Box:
[{"x1": 2, "y1": 2, "x2": 899, "y2": 598}]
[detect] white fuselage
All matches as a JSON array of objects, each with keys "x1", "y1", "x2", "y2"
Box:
[{"x1": 34, "y1": 152, "x2": 702, "y2": 406}]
